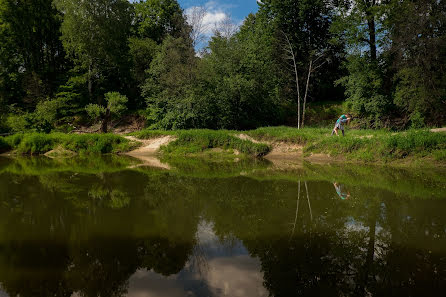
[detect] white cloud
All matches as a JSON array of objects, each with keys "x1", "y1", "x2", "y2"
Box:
[
  {"x1": 185, "y1": 1, "x2": 240, "y2": 50},
  {"x1": 185, "y1": 1, "x2": 229, "y2": 35}
]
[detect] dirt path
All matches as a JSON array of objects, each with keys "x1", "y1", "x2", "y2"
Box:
[
  {"x1": 124, "y1": 136, "x2": 176, "y2": 155},
  {"x1": 431, "y1": 127, "x2": 446, "y2": 133},
  {"x1": 123, "y1": 136, "x2": 176, "y2": 170}
]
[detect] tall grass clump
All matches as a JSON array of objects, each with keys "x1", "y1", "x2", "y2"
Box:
[
  {"x1": 246, "y1": 126, "x2": 328, "y2": 144},
  {"x1": 15, "y1": 133, "x2": 56, "y2": 154},
  {"x1": 384, "y1": 131, "x2": 446, "y2": 156},
  {"x1": 130, "y1": 129, "x2": 176, "y2": 139},
  {"x1": 4, "y1": 133, "x2": 132, "y2": 154},
  {"x1": 61, "y1": 134, "x2": 132, "y2": 154}
]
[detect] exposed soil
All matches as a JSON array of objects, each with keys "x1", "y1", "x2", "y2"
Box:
[
  {"x1": 237, "y1": 133, "x2": 303, "y2": 161},
  {"x1": 124, "y1": 136, "x2": 176, "y2": 155}
]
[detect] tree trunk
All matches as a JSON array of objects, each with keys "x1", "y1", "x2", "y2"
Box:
[
  {"x1": 88, "y1": 63, "x2": 93, "y2": 99},
  {"x1": 366, "y1": 1, "x2": 377, "y2": 61},
  {"x1": 301, "y1": 60, "x2": 313, "y2": 128},
  {"x1": 284, "y1": 33, "x2": 301, "y2": 129},
  {"x1": 100, "y1": 108, "x2": 110, "y2": 133}
]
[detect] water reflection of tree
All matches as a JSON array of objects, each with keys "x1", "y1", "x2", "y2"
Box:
[
  {"x1": 0, "y1": 169, "x2": 199, "y2": 297},
  {"x1": 0, "y1": 164, "x2": 446, "y2": 296},
  {"x1": 207, "y1": 178, "x2": 446, "y2": 297}
]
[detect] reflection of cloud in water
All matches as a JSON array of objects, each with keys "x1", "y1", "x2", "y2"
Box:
[
  {"x1": 205, "y1": 256, "x2": 267, "y2": 297},
  {"x1": 127, "y1": 270, "x2": 194, "y2": 297},
  {"x1": 0, "y1": 288, "x2": 8, "y2": 297},
  {"x1": 126, "y1": 220, "x2": 267, "y2": 297}
]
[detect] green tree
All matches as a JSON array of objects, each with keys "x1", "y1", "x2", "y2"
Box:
[
  {"x1": 133, "y1": 0, "x2": 187, "y2": 43},
  {"x1": 388, "y1": 0, "x2": 446, "y2": 126},
  {"x1": 201, "y1": 13, "x2": 285, "y2": 129},
  {"x1": 86, "y1": 92, "x2": 128, "y2": 133},
  {"x1": 259, "y1": 0, "x2": 343, "y2": 128},
  {"x1": 54, "y1": 0, "x2": 133, "y2": 103},
  {"x1": 0, "y1": 0, "x2": 68, "y2": 107},
  {"x1": 333, "y1": 0, "x2": 392, "y2": 127},
  {"x1": 142, "y1": 35, "x2": 199, "y2": 129}
]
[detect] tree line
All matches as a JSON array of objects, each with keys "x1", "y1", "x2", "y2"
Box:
[{"x1": 0, "y1": 0, "x2": 445, "y2": 133}]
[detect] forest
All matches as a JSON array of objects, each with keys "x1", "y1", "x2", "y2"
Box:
[{"x1": 0, "y1": 0, "x2": 445, "y2": 134}]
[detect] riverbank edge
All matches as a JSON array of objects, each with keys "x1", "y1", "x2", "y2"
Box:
[{"x1": 1, "y1": 127, "x2": 445, "y2": 167}]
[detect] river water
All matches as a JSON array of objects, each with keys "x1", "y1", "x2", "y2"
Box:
[{"x1": 0, "y1": 155, "x2": 445, "y2": 297}]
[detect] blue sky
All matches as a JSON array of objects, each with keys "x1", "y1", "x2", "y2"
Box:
[{"x1": 179, "y1": 1, "x2": 259, "y2": 24}]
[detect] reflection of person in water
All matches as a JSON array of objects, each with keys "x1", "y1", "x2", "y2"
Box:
[{"x1": 333, "y1": 182, "x2": 350, "y2": 200}]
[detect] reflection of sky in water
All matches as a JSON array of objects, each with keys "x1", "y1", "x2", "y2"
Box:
[
  {"x1": 0, "y1": 220, "x2": 267, "y2": 297},
  {"x1": 0, "y1": 286, "x2": 7, "y2": 297},
  {"x1": 126, "y1": 220, "x2": 267, "y2": 297}
]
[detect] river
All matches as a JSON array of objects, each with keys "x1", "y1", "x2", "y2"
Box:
[{"x1": 0, "y1": 155, "x2": 445, "y2": 297}]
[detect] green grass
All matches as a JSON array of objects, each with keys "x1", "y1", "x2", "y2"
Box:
[
  {"x1": 132, "y1": 129, "x2": 270, "y2": 157},
  {"x1": 3, "y1": 133, "x2": 136, "y2": 155},
  {"x1": 245, "y1": 126, "x2": 446, "y2": 164},
  {"x1": 4, "y1": 127, "x2": 444, "y2": 163}
]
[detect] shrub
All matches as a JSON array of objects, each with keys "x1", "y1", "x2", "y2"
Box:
[{"x1": 16, "y1": 133, "x2": 55, "y2": 154}]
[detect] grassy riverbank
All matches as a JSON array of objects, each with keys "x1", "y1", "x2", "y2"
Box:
[
  {"x1": 1, "y1": 133, "x2": 135, "y2": 155},
  {"x1": 131, "y1": 129, "x2": 270, "y2": 157},
  {"x1": 245, "y1": 126, "x2": 446, "y2": 164},
  {"x1": 132, "y1": 126, "x2": 446, "y2": 165},
  {"x1": 1, "y1": 127, "x2": 445, "y2": 165}
]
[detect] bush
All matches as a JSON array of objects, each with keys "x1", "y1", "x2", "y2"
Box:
[
  {"x1": 6, "y1": 113, "x2": 33, "y2": 133},
  {"x1": 409, "y1": 112, "x2": 425, "y2": 129},
  {"x1": 16, "y1": 133, "x2": 55, "y2": 154}
]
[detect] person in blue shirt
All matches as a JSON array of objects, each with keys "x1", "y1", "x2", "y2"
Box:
[{"x1": 331, "y1": 114, "x2": 352, "y2": 136}]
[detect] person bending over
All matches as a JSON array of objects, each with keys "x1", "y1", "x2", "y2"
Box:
[{"x1": 331, "y1": 114, "x2": 352, "y2": 136}]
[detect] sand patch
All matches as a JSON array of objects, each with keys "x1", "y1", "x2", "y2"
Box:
[
  {"x1": 237, "y1": 134, "x2": 263, "y2": 144},
  {"x1": 125, "y1": 135, "x2": 176, "y2": 155}
]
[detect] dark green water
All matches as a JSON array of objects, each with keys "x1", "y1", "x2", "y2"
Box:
[{"x1": 0, "y1": 155, "x2": 445, "y2": 297}]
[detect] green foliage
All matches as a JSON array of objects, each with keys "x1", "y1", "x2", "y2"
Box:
[
  {"x1": 106, "y1": 92, "x2": 128, "y2": 115},
  {"x1": 0, "y1": 0, "x2": 68, "y2": 106},
  {"x1": 394, "y1": 67, "x2": 446, "y2": 126},
  {"x1": 409, "y1": 112, "x2": 425, "y2": 129},
  {"x1": 5, "y1": 113, "x2": 33, "y2": 133},
  {"x1": 3, "y1": 133, "x2": 133, "y2": 155},
  {"x1": 54, "y1": 0, "x2": 133, "y2": 99},
  {"x1": 337, "y1": 55, "x2": 391, "y2": 127},
  {"x1": 142, "y1": 35, "x2": 199, "y2": 129},
  {"x1": 134, "y1": 0, "x2": 187, "y2": 43},
  {"x1": 128, "y1": 37, "x2": 159, "y2": 84},
  {"x1": 86, "y1": 92, "x2": 128, "y2": 122},
  {"x1": 1, "y1": 0, "x2": 445, "y2": 132},
  {"x1": 85, "y1": 104, "x2": 107, "y2": 121}
]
